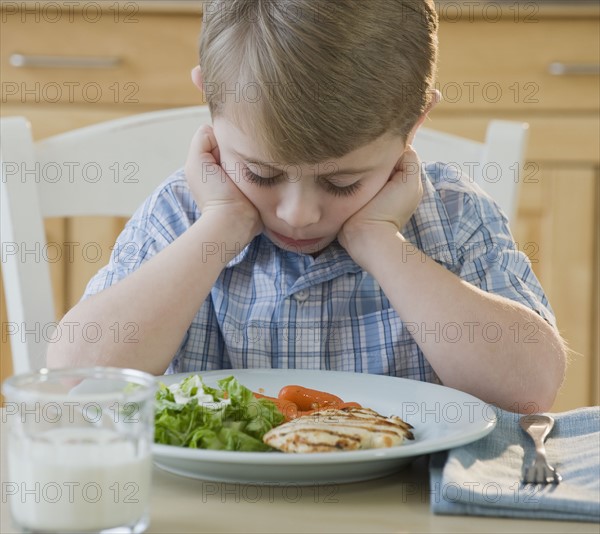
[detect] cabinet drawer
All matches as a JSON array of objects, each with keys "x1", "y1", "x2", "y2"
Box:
[
  {"x1": 1, "y1": 7, "x2": 203, "y2": 106},
  {"x1": 436, "y1": 18, "x2": 599, "y2": 112},
  {"x1": 428, "y1": 113, "x2": 600, "y2": 164}
]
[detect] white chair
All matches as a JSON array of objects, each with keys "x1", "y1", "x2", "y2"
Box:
[
  {"x1": 414, "y1": 120, "x2": 529, "y2": 222},
  {"x1": 1, "y1": 107, "x2": 528, "y2": 374},
  {"x1": 1, "y1": 106, "x2": 212, "y2": 374}
]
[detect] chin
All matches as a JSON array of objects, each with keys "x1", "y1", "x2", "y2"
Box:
[{"x1": 269, "y1": 233, "x2": 336, "y2": 255}]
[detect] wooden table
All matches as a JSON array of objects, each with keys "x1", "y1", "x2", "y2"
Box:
[{"x1": 1, "y1": 413, "x2": 597, "y2": 534}]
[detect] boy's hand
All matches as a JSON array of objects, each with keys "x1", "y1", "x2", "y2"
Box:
[
  {"x1": 184, "y1": 125, "x2": 263, "y2": 238},
  {"x1": 338, "y1": 145, "x2": 423, "y2": 266}
]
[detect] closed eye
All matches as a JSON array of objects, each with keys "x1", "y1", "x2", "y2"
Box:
[
  {"x1": 242, "y1": 166, "x2": 283, "y2": 187},
  {"x1": 243, "y1": 165, "x2": 362, "y2": 197},
  {"x1": 319, "y1": 179, "x2": 362, "y2": 197}
]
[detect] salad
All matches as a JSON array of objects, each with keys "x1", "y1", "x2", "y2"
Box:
[{"x1": 154, "y1": 375, "x2": 284, "y2": 452}]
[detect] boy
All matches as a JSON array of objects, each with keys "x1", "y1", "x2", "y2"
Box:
[{"x1": 47, "y1": 0, "x2": 566, "y2": 412}]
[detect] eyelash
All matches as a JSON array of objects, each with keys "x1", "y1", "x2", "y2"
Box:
[{"x1": 242, "y1": 167, "x2": 362, "y2": 197}]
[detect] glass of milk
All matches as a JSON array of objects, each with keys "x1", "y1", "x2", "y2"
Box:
[{"x1": 2, "y1": 367, "x2": 156, "y2": 533}]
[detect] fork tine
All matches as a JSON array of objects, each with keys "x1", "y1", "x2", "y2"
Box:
[
  {"x1": 536, "y1": 465, "x2": 547, "y2": 484},
  {"x1": 522, "y1": 465, "x2": 535, "y2": 485},
  {"x1": 522, "y1": 457, "x2": 561, "y2": 485},
  {"x1": 519, "y1": 414, "x2": 562, "y2": 485}
]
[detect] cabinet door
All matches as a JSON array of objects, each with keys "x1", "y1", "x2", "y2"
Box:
[
  {"x1": 1, "y1": 10, "x2": 202, "y2": 106},
  {"x1": 420, "y1": 115, "x2": 599, "y2": 410},
  {"x1": 519, "y1": 166, "x2": 598, "y2": 411},
  {"x1": 1, "y1": 288, "x2": 14, "y2": 395}
]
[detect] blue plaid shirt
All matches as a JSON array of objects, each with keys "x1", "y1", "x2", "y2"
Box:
[{"x1": 83, "y1": 163, "x2": 555, "y2": 382}]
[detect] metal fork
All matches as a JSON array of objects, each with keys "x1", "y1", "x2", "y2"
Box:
[{"x1": 519, "y1": 414, "x2": 562, "y2": 485}]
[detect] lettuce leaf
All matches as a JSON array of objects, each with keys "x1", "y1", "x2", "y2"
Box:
[{"x1": 154, "y1": 375, "x2": 284, "y2": 452}]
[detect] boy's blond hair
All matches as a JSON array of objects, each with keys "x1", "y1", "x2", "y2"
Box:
[{"x1": 200, "y1": 0, "x2": 438, "y2": 164}]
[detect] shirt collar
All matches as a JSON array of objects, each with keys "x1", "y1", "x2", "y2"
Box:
[
  {"x1": 225, "y1": 234, "x2": 361, "y2": 280},
  {"x1": 224, "y1": 239, "x2": 257, "y2": 268}
]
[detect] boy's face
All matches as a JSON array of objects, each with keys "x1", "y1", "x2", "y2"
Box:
[{"x1": 213, "y1": 117, "x2": 407, "y2": 255}]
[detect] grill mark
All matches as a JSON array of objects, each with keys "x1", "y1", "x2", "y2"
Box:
[
  {"x1": 264, "y1": 406, "x2": 415, "y2": 452},
  {"x1": 276, "y1": 424, "x2": 409, "y2": 439},
  {"x1": 285, "y1": 408, "x2": 414, "y2": 438},
  {"x1": 319, "y1": 408, "x2": 414, "y2": 429},
  {"x1": 273, "y1": 428, "x2": 363, "y2": 441}
]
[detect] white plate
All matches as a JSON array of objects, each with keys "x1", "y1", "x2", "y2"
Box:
[{"x1": 152, "y1": 369, "x2": 496, "y2": 485}]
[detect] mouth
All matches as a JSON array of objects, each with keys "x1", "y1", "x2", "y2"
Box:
[{"x1": 269, "y1": 230, "x2": 324, "y2": 247}]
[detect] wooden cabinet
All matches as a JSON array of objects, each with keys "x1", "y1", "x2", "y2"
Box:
[
  {"x1": 3, "y1": 10, "x2": 202, "y2": 107},
  {"x1": 1, "y1": 2, "x2": 598, "y2": 411},
  {"x1": 429, "y1": 3, "x2": 599, "y2": 411}
]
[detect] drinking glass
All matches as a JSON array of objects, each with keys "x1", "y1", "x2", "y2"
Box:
[{"x1": 2, "y1": 367, "x2": 156, "y2": 533}]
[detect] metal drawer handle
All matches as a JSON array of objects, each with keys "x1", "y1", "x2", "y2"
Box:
[
  {"x1": 548, "y1": 62, "x2": 600, "y2": 76},
  {"x1": 9, "y1": 53, "x2": 122, "y2": 69}
]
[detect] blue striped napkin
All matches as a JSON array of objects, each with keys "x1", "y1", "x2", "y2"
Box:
[{"x1": 429, "y1": 406, "x2": 600, "y2": 522}]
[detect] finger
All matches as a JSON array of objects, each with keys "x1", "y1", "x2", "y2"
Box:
[
  {"x1": 186, "y1": 126, "x2": 225, "y2": 184},
  {"x1": 392, "y1": 145, "x2": 420, "y2": 172},
  {"x1": 391, "y1": 146, "x2": 422, "y2": 184},
  {"x1": 190, "y1": 125, "x2": 224, "y2": 179},
  {"x1": 200, "y1": 124, "x2": 221, "y2": 165},
  {"x1": 190, "y1": 125, "x2": 216, "y2": 163},
  {"x1": 203, "y1": 124, "x2": 221, "y2": 165},
  {"x1": 399, "y1": 145, "x2": 421, "y2": 170},
  {"x1": 212, "y1": 141, "x2": 221, "y2": 165}
]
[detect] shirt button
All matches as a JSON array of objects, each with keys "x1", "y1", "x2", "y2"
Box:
[{"x1": 294, "y1": 289, "x2": 309, "y2": 302}]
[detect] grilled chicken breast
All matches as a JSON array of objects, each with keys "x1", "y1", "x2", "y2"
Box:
[{"x1": 263, "y1": 407, "x2": 414, "y2": 453}]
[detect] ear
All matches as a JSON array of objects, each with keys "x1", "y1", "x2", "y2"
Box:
[
  {"x1": 406, "y1": 89, "x2": 442, "y2": 146},
  {"x1": 191, "y1": 65, "x2": 203, "y2": 91}
]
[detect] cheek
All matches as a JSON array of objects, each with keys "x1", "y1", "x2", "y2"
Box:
[
  {"x1": 222, "y1": 159, "x2": 267, "y2": 206},
  {"x1": 345, "y1": 175, "x2": 389, "y2": 214},
  {"x1": 326, "y1": 192, "x2": 372, "y2": 226},
  {"x1": 336, "y1": 197, "x2": 365, "y2": 219},
  {"x1": 233, "y1": 178, "x2": 275, "y2": 213}
]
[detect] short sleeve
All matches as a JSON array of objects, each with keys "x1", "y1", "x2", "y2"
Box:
[
  {"x1": 452, "y1": 191, "x2": 556, "y2": 328},
  {"x1": 78, "y1": 170, "x2": 230, "y2": 371},
  {"x1": 81, "y1": 169, "x2": 197, "y2": 299}
]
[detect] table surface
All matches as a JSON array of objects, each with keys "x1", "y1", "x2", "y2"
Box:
[{"x1": 1, "y1": 415, "x2": 598, "y2": 533}]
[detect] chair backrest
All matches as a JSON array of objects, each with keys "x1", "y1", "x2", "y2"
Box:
[
  {"x1": 413, "y1": 120, "x2": 529, "y2": 221},
  {"x1": 1, "y1": 106, "x2": 528, "y2": 374},
  {"x1": 1, "y1": 106, "x2": 212, "y2": 374}
]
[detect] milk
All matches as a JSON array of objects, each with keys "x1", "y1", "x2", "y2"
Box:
[{"x1": 7, "y1": 427, "x2": 152, "y2": 532}]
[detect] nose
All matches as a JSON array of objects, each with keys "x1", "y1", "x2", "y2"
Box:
[{"x1": 275, "y1": 182, "x2": 321, "y2": 229}]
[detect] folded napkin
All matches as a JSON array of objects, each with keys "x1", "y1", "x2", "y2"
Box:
[{"x1": 429, "y1": 406, "x2": 600, "y2": 522}]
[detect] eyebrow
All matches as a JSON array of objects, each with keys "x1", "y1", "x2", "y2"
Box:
[{"x1": 233, "y1": 151, "x2": 375, "y2": 179}]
